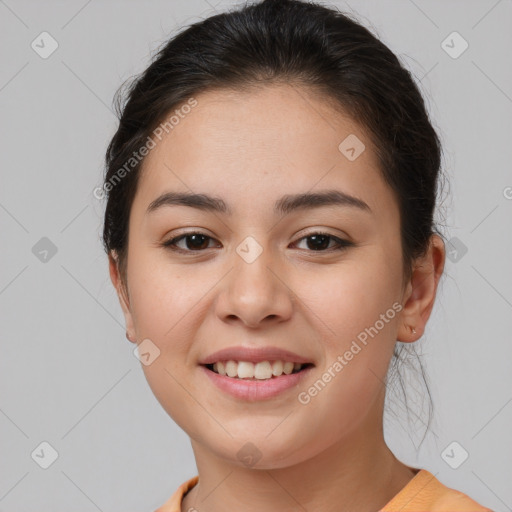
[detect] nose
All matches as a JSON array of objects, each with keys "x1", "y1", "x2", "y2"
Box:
[{"x1": 214, "y1": 244, "x2": 294, "y2": 328}]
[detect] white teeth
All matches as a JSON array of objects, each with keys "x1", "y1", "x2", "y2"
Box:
[
  {"x1": 210, "y1": 360, "x2": 305, "y2": 379},
  {"x1": 283, "y1": 361, "x2": 294, "y2": 375},
  {"x1": 237, "y1": 361, "x2": 255, "y2": 379},
  {"x1": 254, "y1": 361, "x2": 272, "y2": 380},
  {"x1": 225, "y1": 360, "x2": 238, "y2": 378},
  {"x1": 271, "y1": 360, "x2": 283, "y2": 376}
]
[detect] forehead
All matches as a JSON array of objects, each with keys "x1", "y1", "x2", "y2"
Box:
[{"x1": 132, "y1": 83, "x2": 396, "y2": 222}]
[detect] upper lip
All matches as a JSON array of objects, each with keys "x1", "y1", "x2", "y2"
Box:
[{"x1": 199, "y1": 346, "x2": 314, "y2": 365}]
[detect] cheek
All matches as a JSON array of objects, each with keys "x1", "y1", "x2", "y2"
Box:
[
  {"x1": 127, "y1": 253, "x2": 201, "y2": 345},
  {"x1": 289, "y1": 254, "x2": 400, "y2": 407},
  {"x1": 293, "y1": 255, "x2": 401, "y2": 350}
]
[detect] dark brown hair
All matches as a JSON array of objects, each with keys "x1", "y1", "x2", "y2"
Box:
[{"x1": 101, "y1": 0, "x2": 446, "y2": 443}]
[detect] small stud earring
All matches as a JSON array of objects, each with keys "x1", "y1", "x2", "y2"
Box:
[{"x1": 411, "y1": 326, "x2": 417, "y2": 334}]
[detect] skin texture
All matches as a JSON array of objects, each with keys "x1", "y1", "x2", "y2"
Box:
[{"x1": 109, "y1": 83, "x2": 445, "y2": 512}]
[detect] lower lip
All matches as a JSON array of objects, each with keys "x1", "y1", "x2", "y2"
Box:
[{"x1": 200, "y1": 365, "x2": 313, "y2": 401}]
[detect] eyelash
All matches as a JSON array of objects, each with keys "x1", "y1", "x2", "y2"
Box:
[{"x1": 161, "y1": 231, "x2": 353, "y2": 254}]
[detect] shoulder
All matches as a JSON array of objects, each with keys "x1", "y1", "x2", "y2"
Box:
[
  {"x1": 154, "y1": 475, "x2": 199, "y2": 512},
  {"x1": 380, "y1": 469, "x2": 493, "y2": 512}
]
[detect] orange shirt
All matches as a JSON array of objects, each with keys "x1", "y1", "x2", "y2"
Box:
[{"x1": 154, "y1": 469, "x2": 492, "y2": 512}]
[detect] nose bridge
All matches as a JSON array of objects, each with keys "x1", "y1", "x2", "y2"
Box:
[
  {"x1": 216, "y1": 234, "x2": 293, "y2": 326},
  {"x1": 233, "y1": 234, "x2": 277, "y2": 298}
]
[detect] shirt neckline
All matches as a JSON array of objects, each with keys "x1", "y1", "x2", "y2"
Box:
[{"x1": 165, "y1": 467, "x2": 429, "y2": 512}]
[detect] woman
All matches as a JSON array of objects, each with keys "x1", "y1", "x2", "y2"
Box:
[{"x1": 102, "y1": 0, "x2": 492, "y2": 510}]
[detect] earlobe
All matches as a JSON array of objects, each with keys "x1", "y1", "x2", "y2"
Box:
[
  {"x1": 397, "y1": 319, "x2": 420, "y2": 343},
  {"x1": 400, "y1": 323, "x2": 418, "y2": 342}
]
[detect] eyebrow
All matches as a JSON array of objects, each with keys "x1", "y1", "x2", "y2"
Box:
[{"x1": 145, "y1": 189, "x2": 372, "y2": 217}]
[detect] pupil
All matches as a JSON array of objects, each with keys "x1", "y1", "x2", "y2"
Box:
[
  {"x1": 187, "y1": 234, "x2": 208, "y2": 250},
  {"x1": 308, "y1": 234, "x2": 329, "y2": 251}
]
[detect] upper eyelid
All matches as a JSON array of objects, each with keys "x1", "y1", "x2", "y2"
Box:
[
  {"x1": 164, "y1": 230, "x2": 349, "y2": 249},
  {"x1": 166, "y1": 230, "x2": 345, "y2": 241}
]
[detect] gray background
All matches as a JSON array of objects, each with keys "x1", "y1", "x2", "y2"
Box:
[{"x1": 1, "y1": 0, "x2": 511, "y2": 510}]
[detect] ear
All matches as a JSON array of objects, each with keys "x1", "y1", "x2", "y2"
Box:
[
  {"x1": 108, "y1": 251, "x2": 137, "y2": 344},
  {"x1": 397, "y1": 234, "x2": 446, "y2": 342}
]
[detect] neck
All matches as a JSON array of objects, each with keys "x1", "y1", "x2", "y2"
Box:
[{"x1": 181, "y1": 404, "x2": 417, "y2": 512}]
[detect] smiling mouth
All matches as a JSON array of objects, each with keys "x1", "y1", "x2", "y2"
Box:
[{"x1": 203, "y1": 360, "x2": 314, "y2": 380}]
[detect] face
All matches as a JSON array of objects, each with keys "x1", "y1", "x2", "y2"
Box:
[{"x1": 111, "y1": 83, "x2": 416, "y2": 468}]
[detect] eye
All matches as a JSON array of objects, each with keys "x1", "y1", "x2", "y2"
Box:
[
  {"x1": 292, "y1": 232, "x2": 353, "y2": 252},
  {"x1": 162, "y1": 232, "x2": 219, "y2": 253},
  {"x1": 161, "y1": 231, "x2": 353, "y2": 254}
]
